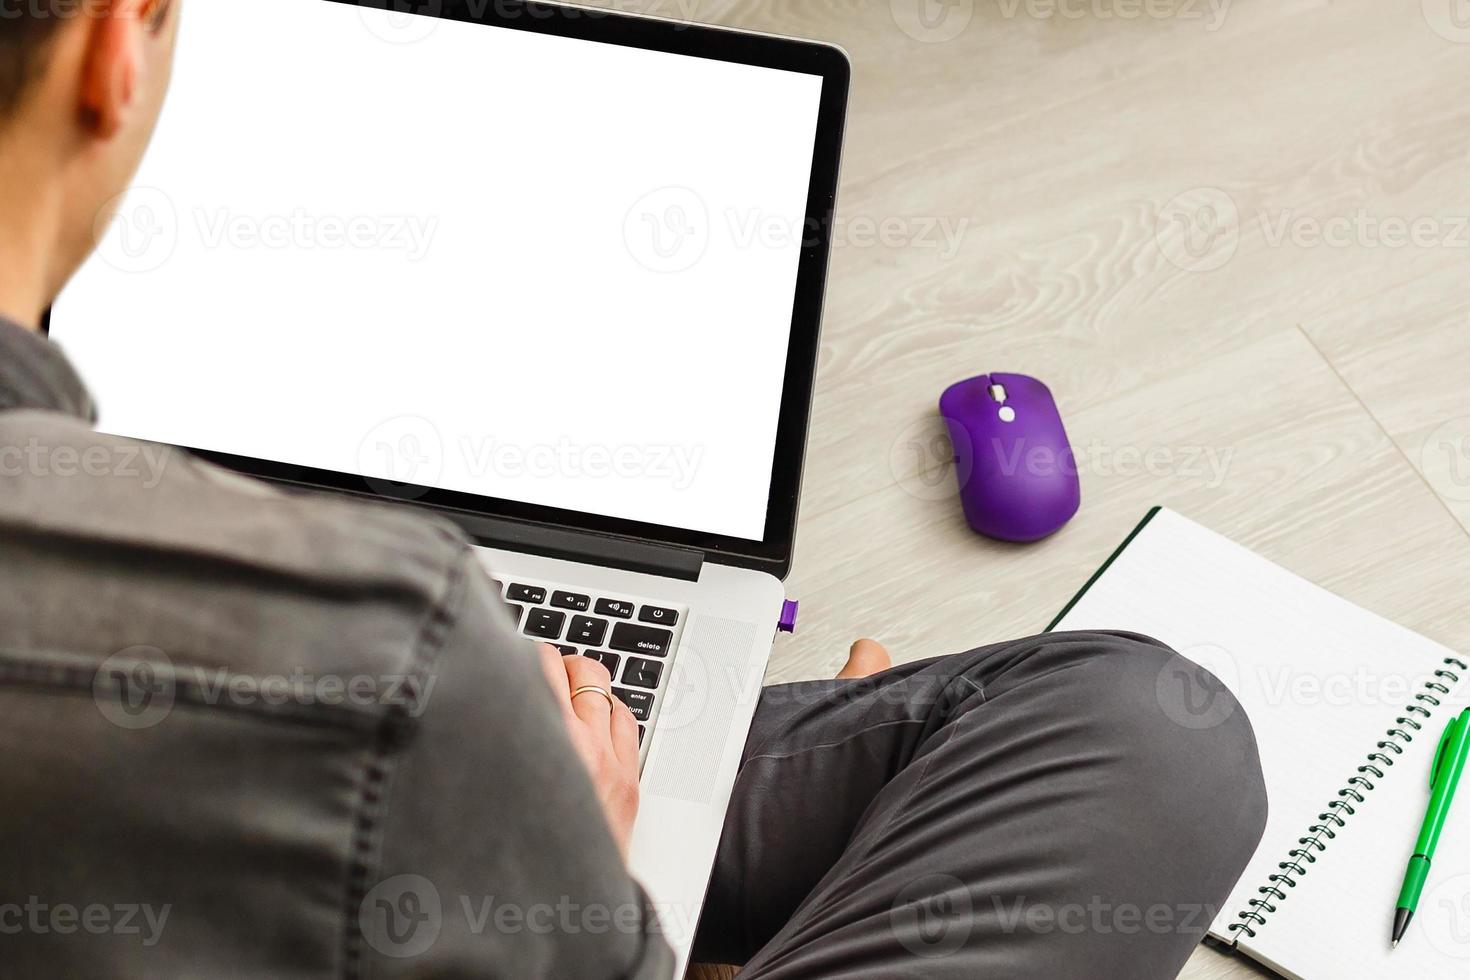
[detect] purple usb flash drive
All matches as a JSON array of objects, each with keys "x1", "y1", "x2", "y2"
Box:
[{"x1": 778, "y1": 600, "x2": 799, "y2": 634}]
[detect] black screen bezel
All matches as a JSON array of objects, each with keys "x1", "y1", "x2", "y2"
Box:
[{"x1": 47, "y1": 0, "x2": 850, "y2": 579}]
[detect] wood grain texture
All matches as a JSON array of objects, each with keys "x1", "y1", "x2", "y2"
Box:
[
  {"x1": 568, "y1": 1, "x2": 1470, "y2": 976},
  {"x1": 1301, "y1": 266, "x2": 1470, "y2": 538}
]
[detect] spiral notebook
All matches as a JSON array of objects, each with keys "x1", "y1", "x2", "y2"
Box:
[{"x1": 1050, "y1": 507, "x2": 1470, "y2": 978}]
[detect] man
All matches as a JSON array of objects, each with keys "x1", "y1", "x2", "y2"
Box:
[{"x1": 0, "y1": 2, "x2": 1267, "y2": 977}]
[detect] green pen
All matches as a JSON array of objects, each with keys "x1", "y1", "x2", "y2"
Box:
[{"x1": 1393, "y1": 707, "x2": 1470, "y2": 949}]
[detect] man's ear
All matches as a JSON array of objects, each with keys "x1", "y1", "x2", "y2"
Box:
[{"x1": 78, "y1": 1, "x2": 150, "y2": 140}]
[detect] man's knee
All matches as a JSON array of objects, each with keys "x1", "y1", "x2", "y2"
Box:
[
  {"x1": 1060, "y1": 633, "x2": 1268, "y2": 859},
  {"x1": 927, "y1": 630, "x2": 1267, "y2": 854}
]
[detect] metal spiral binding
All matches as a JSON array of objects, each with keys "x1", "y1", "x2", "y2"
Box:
[{"x1": 1228, "y1": 656, "x2": 1468, "y2": 941}]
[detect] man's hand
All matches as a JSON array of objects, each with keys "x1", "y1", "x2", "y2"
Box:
[
  {"x1": 535, "y1": 644, "x2": 642, "y2": 858},
  {"x1": 533, "y1": 637, "x2": 889, "y2": 858}
]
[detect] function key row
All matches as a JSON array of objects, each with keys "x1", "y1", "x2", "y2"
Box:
[{"x1": 504, "y1": 585, "x2": 678, "y2": 627}]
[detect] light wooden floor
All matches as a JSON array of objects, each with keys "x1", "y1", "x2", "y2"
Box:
[{"x1": 587, "y1": 1, "x2": 1470, "y2": 977}]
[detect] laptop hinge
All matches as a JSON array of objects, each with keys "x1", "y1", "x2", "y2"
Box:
[
  {"x1": 276, "y1": 480, "x2": 705, "y2": 581},
  {"x1": 451, "y1": 512, "x2": 704, "y2": 582}
]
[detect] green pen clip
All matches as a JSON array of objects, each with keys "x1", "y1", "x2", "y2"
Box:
[{"x1": 1433, "y1": 721, "x2": 1457, "y2": 790}]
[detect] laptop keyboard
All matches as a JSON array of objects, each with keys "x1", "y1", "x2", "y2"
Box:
[{"x1": 494, "y1": 578, "x2": 686, "y2": 764}]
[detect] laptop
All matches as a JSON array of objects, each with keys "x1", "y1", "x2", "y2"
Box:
[{"x1": 45, "y1": 0, "x2": 849, "y2": 970}]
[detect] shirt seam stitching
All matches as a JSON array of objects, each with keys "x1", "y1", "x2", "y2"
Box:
[{"x1": 339, "y1": 548, "x2": 470, "y2": 980}]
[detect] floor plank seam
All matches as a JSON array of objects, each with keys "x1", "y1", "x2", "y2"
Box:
[{"x1": 1294, "y1": 322, "x2": 1470, "y2": 544}]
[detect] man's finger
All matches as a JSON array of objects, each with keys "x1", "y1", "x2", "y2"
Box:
[
  {"x1": 609, "y1": 698, "x2": 641, "y2": 771},
  {"x1": 562, "y1": 654, "x2": 615, "y2": 728}
]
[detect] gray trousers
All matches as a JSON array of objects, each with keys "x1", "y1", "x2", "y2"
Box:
[{"x1": 695, "y1": 631, "x2": 1269, "y2": 979}]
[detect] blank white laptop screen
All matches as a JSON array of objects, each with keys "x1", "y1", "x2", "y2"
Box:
[{"x1": 50, "y1": 0, "x2": 826, "y2": 542}]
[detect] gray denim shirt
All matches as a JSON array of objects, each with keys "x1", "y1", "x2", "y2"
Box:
[{"x1": 0, "y1": 318, "x2": 674, "y2": 979}]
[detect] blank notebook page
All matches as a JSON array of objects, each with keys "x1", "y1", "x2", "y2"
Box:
[{"x1": 1053, "y1": 508, "x2": 1466, "y2": 976}]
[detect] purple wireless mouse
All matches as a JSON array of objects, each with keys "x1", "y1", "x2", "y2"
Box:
[{"x1": 939, "y1": 373, "x2": 1080, "y2": 542}]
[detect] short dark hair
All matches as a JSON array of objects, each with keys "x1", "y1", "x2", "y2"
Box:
[{"x1": 0, "y1": 10, "x2": 65, "y2": 119}]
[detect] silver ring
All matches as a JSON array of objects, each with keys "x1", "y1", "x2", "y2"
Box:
[{"x1": 570, "y1": 685, "x2": 615, "y2": 710}]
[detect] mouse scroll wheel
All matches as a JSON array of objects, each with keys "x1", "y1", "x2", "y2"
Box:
[{"x1": 988, "y1": 383, "x2": 1008, "y2": 404}]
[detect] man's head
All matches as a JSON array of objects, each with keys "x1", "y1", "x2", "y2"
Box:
[{"x1": 0, "y1": 0, "x2": 179, "y2": 326}]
